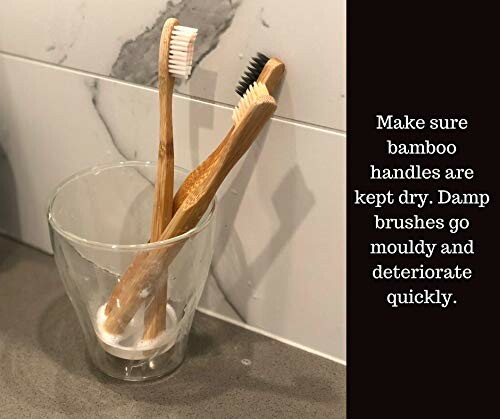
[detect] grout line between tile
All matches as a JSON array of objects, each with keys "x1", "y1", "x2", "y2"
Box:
[{"x1": 0, "y1": 50, "x2": 346, "y2": 136}]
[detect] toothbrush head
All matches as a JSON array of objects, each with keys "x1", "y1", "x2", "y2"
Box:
[
  {"x1": 235, "y1": 52, "x2": 270, "y2": 97},
  {"x1": 168, "y1": 25, "x2": 198, "y2": 79},
  {"x1": 232, "y1": 82, "x2": 270, "y2": 125}
]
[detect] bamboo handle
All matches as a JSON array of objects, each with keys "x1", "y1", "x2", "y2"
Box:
[
  {"x1": 103, "y1": 96, "x2": 277, "y2": 334},
  {"x1": 144, "y1": 18, "x2": 177, "y2": 337},
  {"x1": 141, "y1": 18, "x2": 179, "y2": 340},
  {"x1": 150, "y1": 17, "x2": 178, "y2": 241},
  {"x1": 172, "y1": 58, "x2": 285, "y2": 212},
  {"x1": 257, "y1": 58, "x2": 285, "y2": 96}
]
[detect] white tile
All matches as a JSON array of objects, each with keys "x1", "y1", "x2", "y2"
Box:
[
  {"x1": 0, "y1": 0, "x2": 345, "y2": 130},
  {"x1": 0, "y1": 54, "x2": 345, "y2": 361},
  {"x1": 0, "y1": 57, "x2": 125, "y2": 250},
  {"x1": 201, "y1": 121, "x2": 346, "y2": 360}
]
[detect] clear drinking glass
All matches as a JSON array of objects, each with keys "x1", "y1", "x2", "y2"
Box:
[{"x1": 47, "y1": 161, "x2": 216, "y2": 381}]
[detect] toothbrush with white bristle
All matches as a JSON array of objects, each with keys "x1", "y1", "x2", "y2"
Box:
[{"x1": 142, "y1": 18, "x2": 197, "y2": 341}]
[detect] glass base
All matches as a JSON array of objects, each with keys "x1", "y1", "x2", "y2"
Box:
[{"x1": 89, "y1": 332, "x2": 189, "y2": 381}]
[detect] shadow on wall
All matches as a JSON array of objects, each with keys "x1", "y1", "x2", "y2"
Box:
[
  {"x1": 189, "y1": 67, "x2": 217, "y2": 168},
  {"x1": 0, "y1": 133, "x2": 21, "y2": 246},
  {"x1": 0, "y1": 56, "x2": 21, "y2": 252},
  {"x1": 207, "y1": 80, "x2": 316, "y2": 326}
]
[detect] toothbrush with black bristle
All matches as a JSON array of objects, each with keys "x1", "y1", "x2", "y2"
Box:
[
  {"x1": 143, "y1": 18, "x2": 198, "y2": 341},
  {"x1": 172, "y1": 52, "x2": 285, "y2": 211}
]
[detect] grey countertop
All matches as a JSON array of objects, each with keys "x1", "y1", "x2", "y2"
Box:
[{"x1": 0, "y1": 236, "x2": 345, "y2": 418}]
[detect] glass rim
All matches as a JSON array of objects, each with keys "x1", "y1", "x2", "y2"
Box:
[{"x1": 47, "y1": 161, "x2": 217, "y2": 251}]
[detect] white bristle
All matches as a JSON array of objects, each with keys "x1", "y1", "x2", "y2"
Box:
[
  {"x1": 174, "y1": 25, "x2": 198, "y2": 33},
  {"x1": 232, "y1": 82, "x2": 269, "y2": 125},
  {"x1": 168, "y1": 25, "x2": 197, "y2": 78}
]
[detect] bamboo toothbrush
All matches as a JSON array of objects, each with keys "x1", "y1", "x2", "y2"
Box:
[
  {"x1": 104, "y1": 83, "x2": 277, "y2": 334},
  {"x1": 172, "y1": 53, "x2": 285, "y2": 211},
  {"x1": 142, "y1": 18, "x2": 198, "y2": 341}
]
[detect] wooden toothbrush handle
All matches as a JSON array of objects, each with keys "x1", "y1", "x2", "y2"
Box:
[
  {"x1": 150, "y1": 17, "x2": 178, "y2": 241},
  {"x1": 150, "y1": 77, "x2": 174, "y2": 239},
  {"x1": 173, "y1": 128, "x2": 233, "y2": 212},
  {"x1": 257, "y1": 58, "x2": 285, "y2": 95},
  {"x1": 172, "y1": 58, "x2": 285, "y2": 212},
  {"x1": 103, "y1": 96, "x2": 277, "y2": 335},
  {"x1": 141, "y1": 18, "x2": 179, "y2": 339}
]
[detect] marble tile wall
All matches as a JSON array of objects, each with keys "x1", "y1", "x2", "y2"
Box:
[
  {"x1": 0, "y1": 1, "x2": 346, "y2": 362},
  {"x1": 0, "y1": 0, "x2": 345, "y2": 130}
]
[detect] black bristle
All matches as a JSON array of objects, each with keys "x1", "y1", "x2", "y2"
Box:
[
  {"x1": 235, "y1": 52, "x2": 270, "y2": 96},
  {"x1": 241, "y1": 75, "x2": 254, "y2": 85}
]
